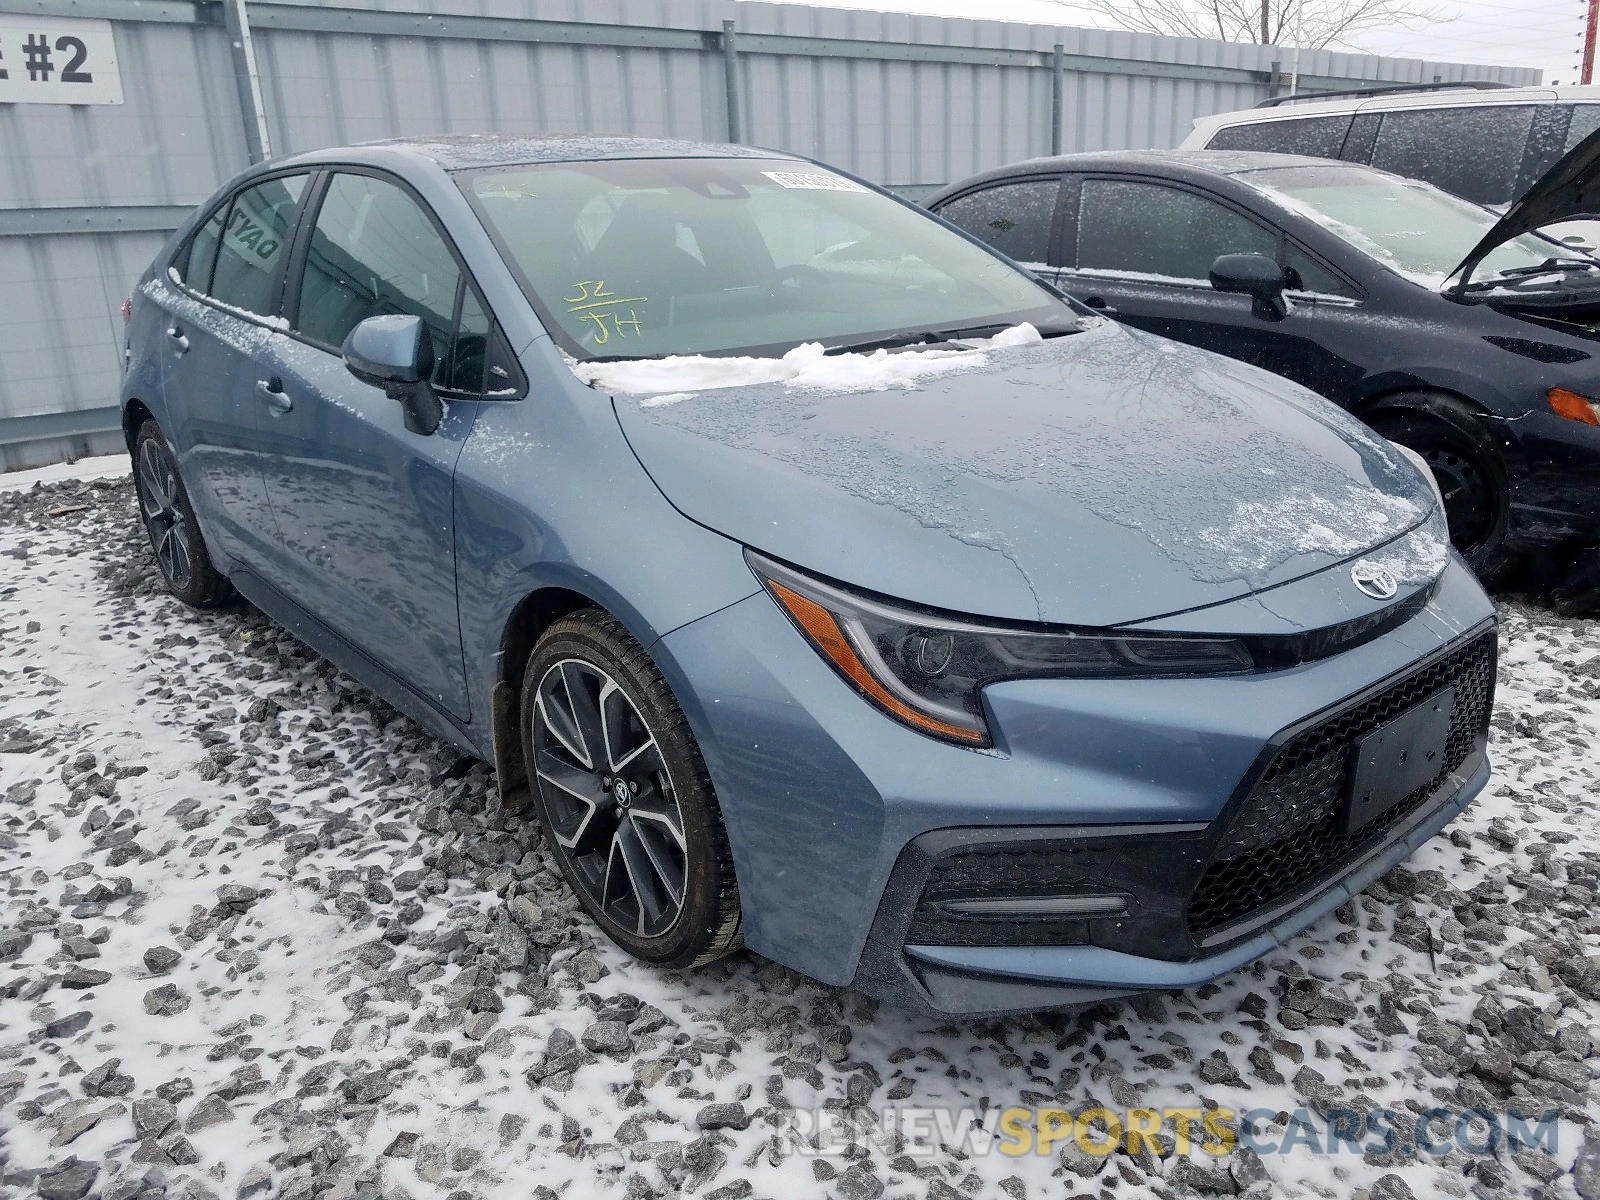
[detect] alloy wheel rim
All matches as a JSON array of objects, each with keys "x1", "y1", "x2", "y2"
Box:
[
  {"x1": 531, "y1": 659, "x2": 688, "y2": 938},
  {"x1": 137, "y1": 440, "x2": 192, "y2": 589},
  {"x1": 1421, "y1": 444, "x2": 1494, "y2": 554}
]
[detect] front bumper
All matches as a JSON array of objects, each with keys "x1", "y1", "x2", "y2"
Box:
[
  {"x1": 1503, "y1": 408, "x2": 1600, "y2": 546},
  {"x1": 653, "y1": 557, "x2": 1497, "y2": 1014}
]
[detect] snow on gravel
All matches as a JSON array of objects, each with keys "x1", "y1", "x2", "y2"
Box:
[{"x1": 2, "y1": 471, "x2": 1599, "y2": 1200}]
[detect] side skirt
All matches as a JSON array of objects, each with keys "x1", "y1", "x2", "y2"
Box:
[{"x1": 229, "y1": 567, "x2": 488, "y2": 763}]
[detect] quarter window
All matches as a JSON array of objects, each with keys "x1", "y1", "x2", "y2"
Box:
[
  {"x1": 1076, "y1": 179, "x2": 1278, "y2": 282},
  {"x1": 1369, "y1": 106, "x2": 1536, "y2": 206},
  {"x1": 936, "y1": 180, "x2": 1060, "y2": 266},
  {"x1": 204, "y1": 175, "x2": 307, "y2": 317},
  {"x1": 295, "y1": 173, "x2": 463, "y2": 386},
  {"x1": 180, "y1": 206, "x2": 226, "y2": 293},
  {"x1": 1285, "y1": 245, "x2": 1357, "y2": 299},
  {"x1": 1206, "y1": 115, "x2": 1353, "y2": 159}
]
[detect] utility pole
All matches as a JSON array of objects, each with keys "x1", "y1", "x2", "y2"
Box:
[
  {"x1": 1261, "y1": 0, "x2": 1271, "y2": 44},
  {"x1": 1585, "y1": 0, "x2": 1600, "y2": 85}
]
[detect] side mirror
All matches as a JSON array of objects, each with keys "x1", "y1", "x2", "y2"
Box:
[
  {"x1": 1209, "y1": 253, "x2": 1291, "y2": 322},
  {"x1": 342, "y1": 314, "x2": 442, "y2": 435}
]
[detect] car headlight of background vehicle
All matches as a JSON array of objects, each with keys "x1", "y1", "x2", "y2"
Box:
[{"x1": 747, "y1": 551, "x2": 1254, "y2": 747}]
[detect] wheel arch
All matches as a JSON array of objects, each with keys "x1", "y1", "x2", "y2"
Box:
[
  {"x1": 489, "y1": 585, "x2": 604, "y2": 810},
  {"x1": 122, "y1": 397, "x2": 157, "y2": 453}
]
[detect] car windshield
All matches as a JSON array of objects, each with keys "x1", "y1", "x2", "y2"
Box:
[
  {"x1": 460, "y1": 157, "x2": 1073, "y2": 360},
  {"x1": 1242, "y1": 164, "x2": 1599, "y2": 291}
]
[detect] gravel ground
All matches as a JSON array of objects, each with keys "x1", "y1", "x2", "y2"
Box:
[{"x1": 2, "y1": 470, "x2": 1599, "y2": 1200}]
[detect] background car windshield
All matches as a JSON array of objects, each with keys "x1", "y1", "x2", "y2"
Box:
[
  {"x1": 463, "y1": 158, "x2": 1065, "y2": 359},
  {"x1": 1244, "y1": 164, "x2": 1593, "y2": 287}
]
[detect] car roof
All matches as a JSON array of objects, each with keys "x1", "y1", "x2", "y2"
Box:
[
  {"x1": 279, "y1": 133, "x2": 792, "y2": 172},
  {"x1": 1188, "y1": 83, "x2": 1600, "y2": 135},
  {"x1": 930, "y1": 149, "x2": 1350, "y2": 197}
]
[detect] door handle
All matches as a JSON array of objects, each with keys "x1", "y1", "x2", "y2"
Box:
[
  {"x1": 166, "y1": 326, "x2": 189, "y2": 353},
  {"x1": 255, "y1": 376, "x2": 292, "y2": 414}
]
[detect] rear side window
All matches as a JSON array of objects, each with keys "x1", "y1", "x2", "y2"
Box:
[
  {"x1": 207, "y1": 175, "x2": 307, "y2": 317},
  {"x1": 936, "y1": 179, "x2": 1060, "y2": 266},
  {"x1": 179, "y1": 206, "x2": 226, "y2": 293},
  {"x1": 1566, "y1": 104, "x2": 1600, "y2": 153},
  {"x1": 1206, "y1": 115, "x2": 1353, "y2": 160},
  {"x1": 1369, "y1": 105, "x2": 1536, "y2": 205},
  {"x1": 1076, "y1": 179, "x2": 1278, "y2": 282},
  {"x1": 295, "y1": 173, "x2": 462, "y2": 384}
]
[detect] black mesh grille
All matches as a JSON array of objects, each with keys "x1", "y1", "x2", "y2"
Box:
[{"x1": 1186, "y1": 631, "x2": 1496, "y2": 938}]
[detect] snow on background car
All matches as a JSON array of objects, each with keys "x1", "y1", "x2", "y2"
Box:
[{"x1": 2, "y1": 464, "x2": 1598, "y2": 1200}]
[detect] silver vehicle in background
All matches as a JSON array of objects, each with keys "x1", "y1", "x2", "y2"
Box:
[{"x1": 1181, "y1": 82, "x2": 1600, "y2": 248}]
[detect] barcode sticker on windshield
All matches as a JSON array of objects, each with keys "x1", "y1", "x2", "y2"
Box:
[{"x1": 762, "y1": 171, "x2": 867, "y2": 193}]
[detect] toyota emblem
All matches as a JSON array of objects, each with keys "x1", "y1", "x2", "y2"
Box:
[{"x1": 1350, "y1": 560, "x2": 1399, "y2": 601}]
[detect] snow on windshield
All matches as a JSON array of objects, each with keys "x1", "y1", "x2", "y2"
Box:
[
  {"x1": 1248, "y1": 166, "x2": 1595, "y2": 290},
  {"x1": 570, "y1": 322, "x2": 1045, "y2": 401}
]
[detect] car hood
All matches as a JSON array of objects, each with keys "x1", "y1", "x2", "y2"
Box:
[
  {"x1": 1456, "y1": 124, "x2": 1600, "y2": 287},
  {"x1": 609, "y1": 321, "x2": 1439, "y2": 627}
]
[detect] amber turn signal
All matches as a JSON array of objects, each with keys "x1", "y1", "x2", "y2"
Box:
[
  {"x1": 1548, "y1": 388, "x2": 1600, "y2": 426},
  {"x1": 765, "y1": 580, "x2": 987, "y2": 744}
]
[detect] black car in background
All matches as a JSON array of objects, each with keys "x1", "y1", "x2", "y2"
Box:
[{"x1": 926, "y1": 143, "x2": 1600, "y2": 607}]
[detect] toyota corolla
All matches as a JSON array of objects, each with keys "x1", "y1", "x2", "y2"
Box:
[{"x1": 120, "y1": 135, "x2": 1496, "y2": 1016}]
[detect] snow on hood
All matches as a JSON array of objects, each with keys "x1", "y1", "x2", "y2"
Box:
[
  {"x1": 609, "y1": 320, "x2": 1441, "y2": 627},
  {"x1": 569, "y1": 323, "x2": 1046, "y2": 402}
]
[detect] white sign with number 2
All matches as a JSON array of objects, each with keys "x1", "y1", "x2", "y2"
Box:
[{"x1": 0, "y1": 14, "x2": 122, "y2": 106}]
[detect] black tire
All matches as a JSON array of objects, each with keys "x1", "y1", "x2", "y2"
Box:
[
  {"x1": 132, "y1": 421, "x2": 234, "y2": 609},
  {"x1": 1364, "y1": 396, "x2": 1512, "y2": 580},
  {"x1": 520, "y1": 608, "x2": 742, "y2": 968}
]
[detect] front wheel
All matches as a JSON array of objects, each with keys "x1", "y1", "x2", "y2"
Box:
[
  {"x1": 132, "y1": 421, "x2": 234, "y2": 609},
  {"x1": 520, "y1": 609, "x2": 742, "y2": 968}
]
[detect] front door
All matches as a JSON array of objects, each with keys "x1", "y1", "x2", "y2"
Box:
[
  {"x1": 257, "y1": 169, "x2": 489, "y2": 721},
  {"x1": 1058, "y1": 175, "x2": 1367, "y2": 403}
]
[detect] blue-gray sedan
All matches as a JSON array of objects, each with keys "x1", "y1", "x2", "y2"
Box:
[{"x1": 120, "y1": 135, "x2": 1497, "y2": 1016}]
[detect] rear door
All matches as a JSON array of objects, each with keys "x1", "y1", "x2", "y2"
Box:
[
  {"x1": 928, "y1": 176, "x2": 1065, "y2": 276},
  {"x1": 158, "y1": 173, "x2": 311, "y2": 567},
  {"x1": 258, "y1": 168, "x2": 516, "y2": 721}
]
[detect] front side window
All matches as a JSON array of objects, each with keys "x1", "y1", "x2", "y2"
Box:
[
  {"x1": 935, "y1": 179, "x2": 1060, "y2": 266},
  {"x1": 1076, "y1": 178, "x2": 1278, "y2": 282},
  {"x1": 1206, "y1": 115, "x2": 1352, "y2": 160},
  {"x1": 1369, "y1": 105, "x2": 1536, "y2": 206},
  {"x1": 295, "y1": 173, "x2": 463, "y2": 386},
  {"x1": 462, "y1": 157, "x2": 1071, "y2": 360},
  {"x1": 204, "y1": 174, "x2": 307, "y2": 316}
]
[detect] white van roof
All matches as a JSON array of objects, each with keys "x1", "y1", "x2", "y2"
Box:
[{"x1": 1182, "y1": 84, "x2": 1600, "y2": 149}]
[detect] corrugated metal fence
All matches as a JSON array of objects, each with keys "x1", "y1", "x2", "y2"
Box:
[{"x1": 0, "y1": 0, "x2": 1540, "y2": 470}]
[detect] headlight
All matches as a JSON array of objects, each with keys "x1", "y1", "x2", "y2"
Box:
[{"x1": 747, "y1": 551, "x2": 1254, "y2": 747}]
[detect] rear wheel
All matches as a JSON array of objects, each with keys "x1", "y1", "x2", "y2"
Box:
[
  {"x1": 1365, "y1": 397, "x2": 1511, "y2": 579},
  {"x1": 520, "y1": 608, "x2": 742, "y2": 968},
  {"x1": 132, "y1": 421, "x2": 234, "y2": 609}
]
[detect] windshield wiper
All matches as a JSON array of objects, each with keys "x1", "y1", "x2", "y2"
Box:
[
  {"x1": 1462, "y1": 259, "x2": 1600, "y2": 290},
  {"x1": 822, "y1": 318, "x2": 1079, "y2": 356}
]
